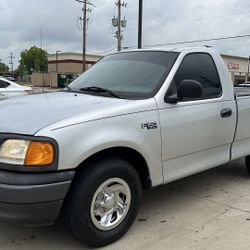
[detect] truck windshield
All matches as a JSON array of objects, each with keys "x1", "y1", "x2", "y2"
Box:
[{"x1": 69, "y1": 51, "x2": 179, "y2": 99}]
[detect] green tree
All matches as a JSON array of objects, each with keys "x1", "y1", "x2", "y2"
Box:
[
  {"x1": 19, "y1": 46, "x2": 48, "y2": 74},
  {"x1": 17, "y1": 63, "x2": 26, "y2": 78},
  {"x1": 0, "y1": 63, "x2": 9, "y2": 75}
]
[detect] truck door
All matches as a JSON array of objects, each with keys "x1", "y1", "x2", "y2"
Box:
[{"x1": 159, "y1": 53, "x2": 236, "y2": 183}]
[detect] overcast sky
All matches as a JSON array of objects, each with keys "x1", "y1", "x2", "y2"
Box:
[{"x1": 1, "y1": 0, "x2": 250, "y2": 68}]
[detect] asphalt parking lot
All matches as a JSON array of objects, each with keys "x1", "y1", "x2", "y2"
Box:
[{"x1": 1, "y1": 159, "x2": 250, "y2": 250}]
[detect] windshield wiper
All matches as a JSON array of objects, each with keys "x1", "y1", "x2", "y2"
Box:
[
  {"x1": 79, "y1": 86, "x2": 122, "y2": 98},
  {"x1": 64, "y1": 85, "x2": 72, "y2": 91}
]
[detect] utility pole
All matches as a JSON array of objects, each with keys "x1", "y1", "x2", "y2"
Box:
[
  {"x1": 112, "y1": 1, "x2": 127, "y2": 51},
  {"x1": 9, "y1": 53, "x2": 14, "y2": 76},
  {"x1": 83, "y1": 0, "x2": 87, "y2": 72},
  {"x1": 247, "y1": 56, "x2": 250, "y2": 81},
  {"x1": 56, "y1": 50, "x2": 61, "y2": 72},
  {"x1": 40, "y1": 26, "x2": 43, "y2": 49},
  {"x1": 117, "y1": 1, "x2": 122, "y2": 51},
  {"x1": 138, "y1": 0, "x2": 143, "y2": 49},
  {"x1": 76, "y1": 0, "x2": 94, "y2": 72}
]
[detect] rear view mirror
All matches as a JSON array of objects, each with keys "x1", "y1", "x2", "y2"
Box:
[
  {"x1": 165, "y1": 79, "x2": 202, "y2": 104},
  {"x1": 177, "y1": 80, "x2": 202, "y2": 99}
]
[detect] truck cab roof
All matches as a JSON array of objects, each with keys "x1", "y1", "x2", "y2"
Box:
[{"x1": 115, "y1": 46, "x2": 217, "y2": 54}]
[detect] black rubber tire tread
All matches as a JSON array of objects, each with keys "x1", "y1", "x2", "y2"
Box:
[
  {"x1": 63, "y1": 157, "x2": 141, "y2": 247},
  {"x1": 245, "y1": 156, "x2": 250, "y2": 174}
]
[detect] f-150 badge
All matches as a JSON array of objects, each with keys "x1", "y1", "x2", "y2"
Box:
[{"x1": 141, "y1": 122, "x2": 158, "y2": 130}]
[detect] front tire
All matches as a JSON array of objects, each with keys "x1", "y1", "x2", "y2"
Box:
[
  {"x1": 245, "y1": 155, "x2": 250, "y2": 174},
  {"x1": 63, "y1": 157, "x2": 141, "y2": 247}
]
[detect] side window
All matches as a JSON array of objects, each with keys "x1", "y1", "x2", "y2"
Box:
[
  {"x1": 0, "y1": 80, "x2": 10, "y2": 88},
  {"x1": 171, "y1": 53, "x2": 222, "y2": 100}
]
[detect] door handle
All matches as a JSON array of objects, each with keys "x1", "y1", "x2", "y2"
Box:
[{"x1": 220, "y1": 108, "x2": 232, "y2": 118}]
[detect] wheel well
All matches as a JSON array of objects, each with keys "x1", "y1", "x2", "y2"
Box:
[{"x1": 76, "y1": 147, "x2": 152, "y2": 189}]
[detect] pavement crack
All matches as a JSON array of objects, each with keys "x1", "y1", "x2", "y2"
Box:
[
  {"x1": 199, "y1": 208, "x2": 229, "y2": 231},
  {"x1": 204, "y1": 197, "x2": 250, "y2": 214},
  {"x1": 173, "y1": 188, "x2": 250, "y2": 215}
]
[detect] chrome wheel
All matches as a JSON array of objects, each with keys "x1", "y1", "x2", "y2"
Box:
[{"x1": 90, "y1": 177, "x2": 131, "y2": 231}]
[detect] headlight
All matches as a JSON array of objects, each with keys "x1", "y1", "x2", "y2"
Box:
[
  {"x1": 0, "y1": 139, "x2": 54, "y2": 166},
  {"x1": 0, "y1": 140, "x2": 29, "y2": 165}
]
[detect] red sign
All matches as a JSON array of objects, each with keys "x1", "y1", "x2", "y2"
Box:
[{"x1": 228, "y1": 63, "x2": 239, "y2": 70}]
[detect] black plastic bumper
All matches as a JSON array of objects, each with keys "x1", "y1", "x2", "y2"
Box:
[{"x1": 0, "y1": 169, "x2": 75, "y2": 226}]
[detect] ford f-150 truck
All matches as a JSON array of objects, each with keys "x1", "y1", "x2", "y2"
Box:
[{"x1": 0, "y1": 47, "x2": 250, "y2": 247}]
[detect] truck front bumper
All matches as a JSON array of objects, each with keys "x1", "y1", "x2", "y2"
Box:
[{"x1": 0, "y1": 169, "x2": 74, "y2": 226}]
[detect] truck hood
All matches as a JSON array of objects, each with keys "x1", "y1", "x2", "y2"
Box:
[{"x1": 0, "y1": 91, "x2": 138, "y2": 135}]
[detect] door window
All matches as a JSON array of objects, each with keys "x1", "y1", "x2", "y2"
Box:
[
  {"x1": 169, "y1": 53, "x2": 222, "y2": 100},
  {"x1": 0, "y1": 80, "x2": 10, "y2": 88}
]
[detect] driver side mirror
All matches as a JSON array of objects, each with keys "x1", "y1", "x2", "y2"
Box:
[{"x1": 165, "y1": 79, "x2": 202, "y2": 104}]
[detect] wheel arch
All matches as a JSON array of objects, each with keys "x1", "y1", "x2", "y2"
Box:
[{"x1": 75, "y1": 147, "x2": 152, "y2": 189}]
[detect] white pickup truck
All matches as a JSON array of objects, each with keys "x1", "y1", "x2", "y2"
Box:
[{"x1": 0, "y1": 47, "x2": 250, "y2": 247}]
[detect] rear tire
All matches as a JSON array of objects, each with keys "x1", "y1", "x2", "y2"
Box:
[{"x1": 63, "y1": 157, "x2": 141, "y2": 247}]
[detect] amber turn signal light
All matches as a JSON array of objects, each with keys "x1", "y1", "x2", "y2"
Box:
[{"x1": 25, "y1": 142, "x2": 54, "y2": 166}]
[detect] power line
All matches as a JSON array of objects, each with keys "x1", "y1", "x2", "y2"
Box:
[
  {"x1": 125, "y1": 9, "x2": 250, "y2": 32},
  {"x1": 161, "y1": 9, "x2": 250, "y2": 26},
  {"x1": 87, "y1": 45, "x2": 119, "y2": 55},
  {"x1": 101, "y1": 46, "x2": 118, "y2": 54},
  {"x1": 124, "y1": 34, "x2": 250, "y2": 49}
]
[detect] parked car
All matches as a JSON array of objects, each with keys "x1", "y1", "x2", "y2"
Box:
[
  {"x1": 5, "y1": 76, "x2": 16, "y2": 82},
  {"x1": 1, "y1": 47, "x2": 250, "y2": 247},
  {"x1": 0, "y1": 77, "x2": 32, "y2": 100}
]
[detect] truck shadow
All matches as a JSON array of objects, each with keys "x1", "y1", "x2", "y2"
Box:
[{"x1": 0, "y1": 159, "x2": 248, "y2": 249}]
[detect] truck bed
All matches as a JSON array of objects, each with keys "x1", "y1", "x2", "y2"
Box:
[
  {"x1": 234, "y1": 86, "x2": 250, "y2": 97},
  {"x1": 232, "y1": 85, "x2": 250, "y2": 161}
]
